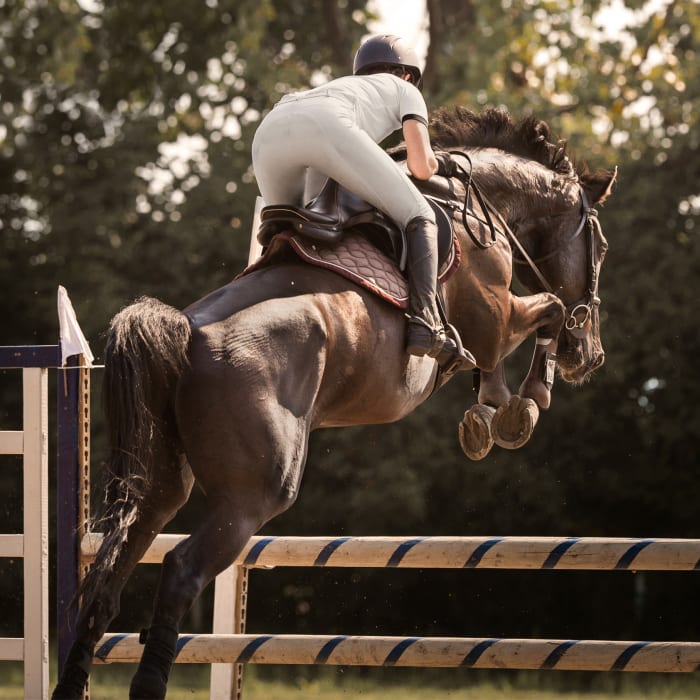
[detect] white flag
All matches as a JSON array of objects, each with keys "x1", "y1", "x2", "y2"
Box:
[{"x1": 57, "y1": 286, "x2": 94, "y2": 367}]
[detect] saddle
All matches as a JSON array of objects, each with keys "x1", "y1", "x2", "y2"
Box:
[
  {"x1": 257, "y1": 175, "x2": 463, "y2": 273},
  {"x1": 258, "y1": 181, "x2": 398, "y2": 248}
]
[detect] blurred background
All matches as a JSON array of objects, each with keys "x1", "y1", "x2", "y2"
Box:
[{"x1": 0, "y1": 0, "x2": 699, "y2": 694}]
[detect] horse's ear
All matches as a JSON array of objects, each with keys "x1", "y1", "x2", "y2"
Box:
[{"x1": 585, "y1": 166, "x2": 618, "y2": 205}]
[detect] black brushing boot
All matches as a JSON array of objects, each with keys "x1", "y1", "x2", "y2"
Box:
[
  {"x1": 52, "y1": 641, "x2": 94, "y2": 699},
  {"x1": 129, "y1": 622, "x2": 179, "y2": 699},
  {"x1": 404, "y1": 216, "x2": 475, "y2": 369}
]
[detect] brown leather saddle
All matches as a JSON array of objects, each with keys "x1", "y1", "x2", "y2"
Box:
[
  {"x1": 248, "y1": 169, "x2": 499, "y2": 386},
  {"x1": 257, "y1": 175, "x2": 464, "y2": 272}
]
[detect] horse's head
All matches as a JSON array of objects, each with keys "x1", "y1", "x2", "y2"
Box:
[
  {"x1": 515, "y1": 167, "x2": 616, "y2": 383},
  {"x1": 430, "y1": 107, "x2": 617, "y2": 384}
]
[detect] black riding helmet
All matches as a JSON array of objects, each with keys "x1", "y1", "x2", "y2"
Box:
[{"x1": 353, "y1": 34, "x2": 423, "y2": 89}]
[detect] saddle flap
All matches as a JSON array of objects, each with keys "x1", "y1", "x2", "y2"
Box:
[{"x1": 239, "y1": 230, "x2": 461, "y2": 312}]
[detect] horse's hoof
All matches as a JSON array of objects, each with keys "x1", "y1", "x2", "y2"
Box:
[
  {"x1": 491, "y1": 396, "x2": 540, "y2": 450},
  {"x1": 458, "y1": 404, "x2": 496, "y2": 460}
]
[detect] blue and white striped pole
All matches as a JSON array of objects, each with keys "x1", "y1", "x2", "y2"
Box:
[
  {"x1": 82, "y1": 534, "x2": 700, "y2": 571},
  {"x1": 93, "y1": 633, "x2": 700, "y2": 673}
]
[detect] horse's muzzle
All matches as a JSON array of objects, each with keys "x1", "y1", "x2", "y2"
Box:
[
  {"x1": 559, "y1": 348, "x2": 604, "y2": 383},
  {"x1": 557, "y1": 321, "x2": 605, "y2": 379}
]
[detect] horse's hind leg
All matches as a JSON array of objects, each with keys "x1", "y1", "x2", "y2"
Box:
[
  {"x1": 53, "y1": 457, "x2": 194, "y2": 699},
  {"x1": 129, "y1": 495, "x2": 261, "y2": 698},
  {"x1": 129, "y1": 413, "x2": 310, "y2": 699}
]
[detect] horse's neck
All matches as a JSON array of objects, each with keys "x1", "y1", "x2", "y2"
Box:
[{"x1": 468, "y1": 149, "x2": 576, "y2": 223}]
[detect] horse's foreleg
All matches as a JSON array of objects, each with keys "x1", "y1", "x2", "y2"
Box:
[
  {"x1": 488, "y1": 293, "x2": 565, "y2": 449},
  {"x1": 459, "y1": 364, "x2": 510, "y2": 461},
  {"x1": 505, "y1": 292, "x2": 565, "y2": 390},
  {"x1": 477, "y1": 361, "x2": 512, "y2": 407},
  {"x1": 513, "y1": 292, "x2": 565, "y2": 410},
  {"x1": 518, "y1": 337, "x2": 558, "y2": 409}
]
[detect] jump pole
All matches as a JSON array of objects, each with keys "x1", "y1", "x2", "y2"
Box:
[
  {"x1": 93, "y1": 634, "x2": 700, "y2": 673},
  {"x1": 82, "y1": 530, "x2": 700, "y2": 679},
  {"x1": 81, "y1": 533, "x2": 700, "y2": 571}
]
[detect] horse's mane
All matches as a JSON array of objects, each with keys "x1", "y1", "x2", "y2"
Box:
[{"x1": 429, "y1": 106, "x2": 578, "y2": 178}]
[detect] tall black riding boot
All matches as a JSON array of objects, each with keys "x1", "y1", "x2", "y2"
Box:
[{"x1": 404, "y1": 216, "x2": 475, "y2": 369}]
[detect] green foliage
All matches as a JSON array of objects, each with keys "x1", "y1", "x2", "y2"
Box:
[
  {"x1": 1, "y1": 0, "x2": 699, "y2": 650},
  {"x1": 0, "y1": 0, "x2": 370, "y2": 342}
]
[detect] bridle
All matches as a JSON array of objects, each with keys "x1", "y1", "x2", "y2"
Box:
[
  {"x1": 450, "y1": 152, "x2": 604, "y2": 340},
  {"x1": 509, "y1": 188, "x2": 604, "y2": 340}
]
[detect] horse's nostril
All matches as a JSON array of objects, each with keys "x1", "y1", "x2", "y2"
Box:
[{"x1": 594, "y1": 352, "x2": 605, "y2": 369}]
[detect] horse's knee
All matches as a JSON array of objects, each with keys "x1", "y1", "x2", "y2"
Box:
[{"x1": 539, "y1": 294, "x2": 566, "y2": 335}]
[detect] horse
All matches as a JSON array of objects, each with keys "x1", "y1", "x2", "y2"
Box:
[{"x1": 52, "y1": 107, "x2": 616, "y2": 699}]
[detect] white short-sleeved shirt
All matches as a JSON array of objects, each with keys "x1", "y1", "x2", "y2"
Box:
[{"x1": 277, "y1": 73, "x2": 428, "y2": 143}]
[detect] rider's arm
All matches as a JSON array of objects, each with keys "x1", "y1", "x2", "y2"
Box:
[{"x1": 403, "y1": 118, "x2": 438, "y2": 180}]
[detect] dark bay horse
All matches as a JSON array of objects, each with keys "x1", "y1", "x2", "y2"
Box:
[{"x1": 53, "y1": 108, "x2": 616, "y2": 699}]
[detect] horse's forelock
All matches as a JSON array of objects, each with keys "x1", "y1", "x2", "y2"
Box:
[{"x1": 430, "y1": 107, "x2": 579, "y2": 179}]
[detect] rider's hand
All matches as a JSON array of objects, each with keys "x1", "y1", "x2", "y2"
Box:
[{"x1": 435, "y1": 151, "x2": 458, "y2": 178}]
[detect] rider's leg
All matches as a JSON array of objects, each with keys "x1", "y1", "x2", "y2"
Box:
[
  {"x1": 404, "y1": 215, "x2": 474, "y2": 367},
  {"x1": 305, "y1": 113, "x2": 474, "y2": 366},
  {"x1": 404, "y1": 215, "x2": 444, "y2": 356},
  {"x1": 251, "y1": 105, "x2": 310, "y2": 207}
]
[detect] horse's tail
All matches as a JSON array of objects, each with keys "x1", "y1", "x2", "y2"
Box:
[{"x1": 78, "y1": 296, "x2": 191, "y2": 607}]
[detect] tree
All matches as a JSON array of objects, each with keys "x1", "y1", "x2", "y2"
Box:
[
  {"x1": 0, "y1": 0, "x2": 370, "y2": 344},
  {"x1": 2, "y1": 0, "x2": 699, "y2": 652}
]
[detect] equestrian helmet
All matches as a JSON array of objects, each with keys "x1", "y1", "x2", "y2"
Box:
[{"x1": 353, "y1": 34, "x2": 423, "y2": 88}]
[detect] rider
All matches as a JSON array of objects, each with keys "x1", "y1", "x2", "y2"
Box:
[{"x1": 252, "y1": 34, "x2": 475, "y2": 368}]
